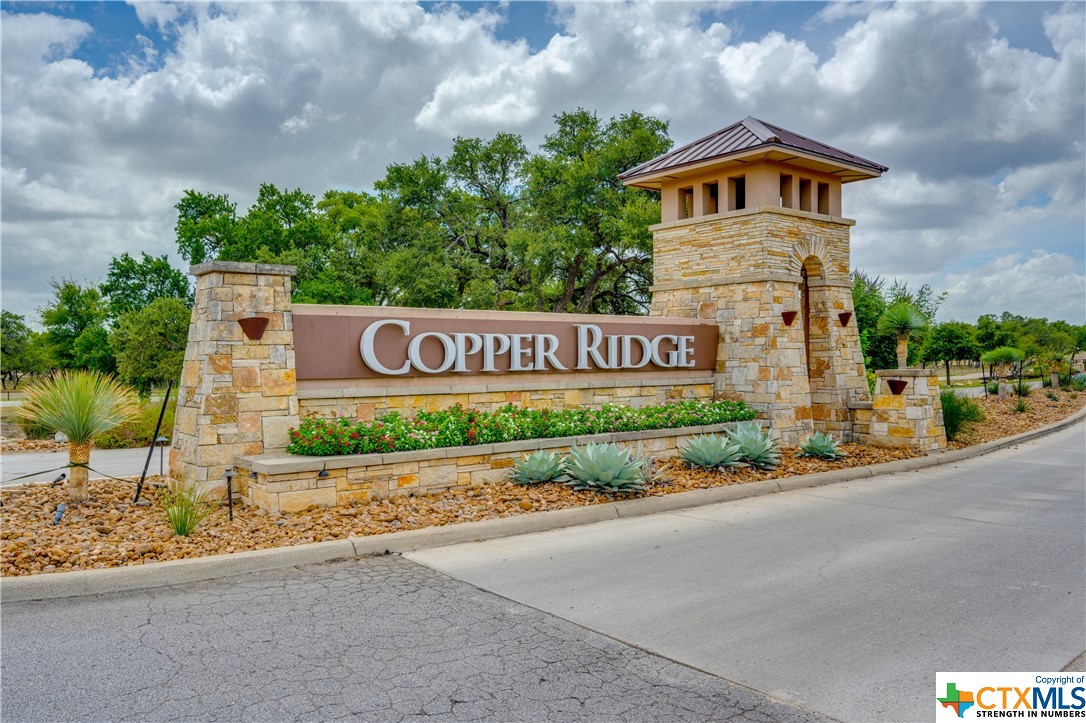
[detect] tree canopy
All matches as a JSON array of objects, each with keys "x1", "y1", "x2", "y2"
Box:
[
  {"x1": 172, "y1": 109, "x2": 671, "y2": 315},
  {"x1": 101, "y1": 252, "x2": 193, "y2": 319}
]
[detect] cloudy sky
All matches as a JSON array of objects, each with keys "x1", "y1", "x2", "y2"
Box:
[{"x1": 2, "y1": 1, "x2": 1083, "y2": 325}]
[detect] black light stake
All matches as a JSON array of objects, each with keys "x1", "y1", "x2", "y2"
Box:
[
  {"x1": 155, "y1": 436, "x2": 168, "y2": 476},
  {"x1": 135, "y1": 380, "x2": 174, "y2": 505},
  {"x1": 225, "y1": 467, "x2": 235, "y2": 521}
]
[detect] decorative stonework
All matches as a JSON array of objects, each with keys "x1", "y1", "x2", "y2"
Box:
[
  {"x1": 170, "y1": 262, "x2": 300, "y2": 492},
  {"x1": 648, "y1": 206, "x2": 869, "y2": 441},
  {"x1": 234, "y1": 422, "x2": 749, "y2": 513},
  {"x1": 853, "y1": 369, "x2": 947, "y2": 452}
]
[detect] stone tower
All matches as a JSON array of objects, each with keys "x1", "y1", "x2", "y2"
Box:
[{"x1": 622, "y1": 117, "x2": 887, "y2": 441}]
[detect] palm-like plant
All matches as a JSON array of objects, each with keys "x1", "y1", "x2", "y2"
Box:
[
  {"x1": 18, "y1": 371, "x2": 140, "y2": 503},
  {"x1": 877, "y1": 302, "x2": 928, "y2": 368}
]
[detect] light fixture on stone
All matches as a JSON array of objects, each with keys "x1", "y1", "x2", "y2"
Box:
[
  {"x1": 781, "y1": 311, "x2": 798, "y2": 326},
  {"x1": 887, "y1": 379, "x2": 909, "y2": 395},
  {"x1": 317, "y1": 464, "x2": 329, "y2": 479},
  {"x1": 838, "y1": 312, "x2": 852, "y2": 327},
  {"x1": 237, "y1": 316, "x2": 269, "y2": 341}
]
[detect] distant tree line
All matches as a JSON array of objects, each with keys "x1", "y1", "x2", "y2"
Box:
[{"x1": 851, "y1": 271, "x2": 1086, "y2": 382}]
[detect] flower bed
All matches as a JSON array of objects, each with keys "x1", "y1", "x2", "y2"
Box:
[{"x1": 287, "y1": 399, "x2": 756, "y2": 456}]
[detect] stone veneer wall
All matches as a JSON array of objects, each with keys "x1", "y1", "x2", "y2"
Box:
[
  {"x1": 648, "y1": 205, "x2": 869, "y2": 441},
  {"x1": 234, "y1": 422, "x2": 750, "y2": 514},
  {"x1": 851, "y1": 369, "x2": 946, "y2": 452},
  {"x1": 171, "y1": 262, "x2": 300, "y2": 492},
  {"x1": 298, "y1": 378, "x2": 715, "y2": 420}
]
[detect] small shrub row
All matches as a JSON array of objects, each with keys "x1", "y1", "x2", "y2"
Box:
[{"x1": 287, "y1": 399, "x2": 757, "y2": 456}]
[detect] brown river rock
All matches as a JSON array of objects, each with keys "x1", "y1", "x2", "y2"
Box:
[{"x1": 3, "y1": 391, "x2": 1082, "y2": 578}]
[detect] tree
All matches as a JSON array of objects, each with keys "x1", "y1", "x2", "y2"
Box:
[
  {"x1": 100, "y1": 252, "x2": 193, "y2": 319},
  {"x1": 109, "y1": 297, "x2": 192, "y2": 394},
  {"x1": 18, "y1": 371, "x2": 139, "y2": 503},
  {"x1": 877, "y1": 302, "x2": 928, "y2": 369},
  {"x1": 0, "y1": 312, "x2": 53, "y2": 388},
  {"x1": 851, "y1": 272, "x2": 896, "y2": 370},
  {"x1": 175, "y1": 190, "x2": 238, "y2": 265},
  {"x1": 40, "y1": 279, "x2": 113, "y2": 372},
  {"x1": 108, "y1": 295, "x2": 191, "y2": 390},
  {"x1": 922, "y1": 322, "x2": 980, "y2": 385},
  {"x1": 520, "y1": 109, "x2": 671, "y2": 313}
]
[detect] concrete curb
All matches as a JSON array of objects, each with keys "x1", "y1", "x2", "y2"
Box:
[{"x1": 4, "y1": 407, "x2": 1083, "y2": 603}]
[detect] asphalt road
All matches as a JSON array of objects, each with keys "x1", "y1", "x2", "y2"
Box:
[
  {"x1": 0, "y1": 446, "x2": 171, "y2": 486},
  {"x1": 408, "y1": 421, "x2": 1086, "y2": 722},
  {"x1": 1, "y1": 557, "x2": 824, "y2": 723}
]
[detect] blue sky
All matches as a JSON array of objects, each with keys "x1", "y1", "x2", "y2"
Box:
[{"x1": 2, "y1": 1, "x2": 1083, "y2": 324}]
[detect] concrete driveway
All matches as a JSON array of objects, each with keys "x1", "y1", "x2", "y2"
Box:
[{"x1": 408, "y1": 421, "x2": 1086, "y2": 721}]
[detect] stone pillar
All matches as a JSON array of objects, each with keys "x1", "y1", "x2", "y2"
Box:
[
  {"x1": 863, "y1": 369, "x2": 947, "y2": 452},
  {"x1": 170, "y1": 262, "x2": 299, "y2": 493},
  {"x1": 647, "y1": 206, "x2": 869, "y2": 442}
]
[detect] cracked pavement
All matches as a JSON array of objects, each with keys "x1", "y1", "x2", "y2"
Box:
[{"x1": 1, "y1": 555, "x2": 825, "y2": 722}]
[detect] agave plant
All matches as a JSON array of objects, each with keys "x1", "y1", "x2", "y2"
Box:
[
  {"x1": 798, "y1": 432, "x2": 846, "y2": 460},
  {"x1": 564, "y1": 443, "x2": 646, "y2": 493},
  {"x1": 511, "y1": 450, "x2": 569, "y2": 485},
  {"x1": 679, "y1": 434, "x2": 748, "y2": 471},
  {"x1": 725, "y1": 421, "x2": 781, "y2": 470},
  {"x1": 877, "y1": 302, "x2": 928, "y2": 368},
  {"x1": 18, "y1": 371, "x2": 140, "y2": 503}
]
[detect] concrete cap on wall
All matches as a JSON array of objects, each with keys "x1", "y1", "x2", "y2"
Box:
[{"x1": 189, "y1": 261, "x2": 297, "y2": 277}]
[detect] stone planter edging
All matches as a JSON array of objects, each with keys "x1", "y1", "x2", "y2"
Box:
[
  {"x1": 233, "y1": 420, "x2": 764, "y2": 513},
  {"x1": 238, "y1": 420, "x2": 759, "y2": 475}
]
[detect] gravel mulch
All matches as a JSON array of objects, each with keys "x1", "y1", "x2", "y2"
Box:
[
  {"x1": 948, "y1": 388, "x2": 1085, "y2": 448},
  {"x1": 2, "y1": 444, "x2": 921, "y2": 577},
  {"x1": 3, "y1": 389, "x2": 1082, "y2": 578}
]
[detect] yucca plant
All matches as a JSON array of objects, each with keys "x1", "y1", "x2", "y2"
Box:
[
  {"x1": 564, "y1": 443, "x2": 646, "y2": 493},
  {"x1": 679, "y1": 434, "x2": 748, "y2": 471},
  {"x1": 877, "y1": 302, "x2": 928, "y2": 368},
  {"x1": 726, "y1": 421, "x2": 781, "y2": 470},
  {"x1": 798, "y1": 432, "x2": 846, "y2": 460},
  {"x1": 1012, "y1": 398, "x2": 1029, "y2": 414},
  {"x1": 512, "y1": 450, "x2": 569, "y2": 485},
  {"x1": 158, "y1": 482, "x2": 214, "y2": 536},
  {"x1": 18, "y1": 371, "x2": 140, "y2": 503}
]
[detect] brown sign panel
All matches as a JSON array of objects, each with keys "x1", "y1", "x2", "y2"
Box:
[{"x1": 294, "y1": 308, "x2": 717, "y2": 381}]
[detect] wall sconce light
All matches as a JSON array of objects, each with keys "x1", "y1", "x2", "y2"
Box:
[
  {"x1": 781, "y1": 311, "x2": 798, "y2": 326},
  {"x1": 887, "y1": 379, "x2": 909, "y2": 395},
  {"x1": 237, "y1": 316, "x2": 269, "y2": 341},
  {"x1": 838, "y1": 312, "x2": 853, "y2": 327},
  {"x1": 317, "y1": 464, "x2": 329, "y2": 479}
]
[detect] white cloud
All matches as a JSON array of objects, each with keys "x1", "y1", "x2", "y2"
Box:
[
  {"x1": 940, "y1": 252, "x2": 1086, "y2": 323},
  {"x1": 0, "y1": 1, "x2": 1083, "y2": 325}
]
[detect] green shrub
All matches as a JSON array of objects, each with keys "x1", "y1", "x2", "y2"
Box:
[
  {"x1": 94, "y1": 396, "x2": 177, "y2": 449},
  {"x1": 798, "y1": 432, "x2": 845, "y2": 460},
  {"x1": 1070, "y1": 377, "x2": 1086, "y2": 392},
  {"x1": 1012, "y1": 398, "x2": 1028, "y2": 414},
  {"x1": 511, "y1": 450, "x2": 568, "y2": 485},
  {"x1": 985, "y1": 381, "x2": 999, "y2": 395},
  {"x1": 1046, "y1": 391, "x2": 1059, "y2": 401},
  {"x1": 564, "y1": 443, "x2": 646, "y2": 493},
  {"x1": 679, "y1": 434, "x2": 747, "y2": 470},
  {"x1": 940, "y1": 391, "x2": 984, "y2": 441},
  {"x1": 1012, "y1": 381, "x2": 1031, "y2": 397},
  {"x1": 158, "y1": 482, "x2": 214, "y2": 536},
  {"x1": 726, "y1": 421, "x2": 780, "y2": 470}
]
